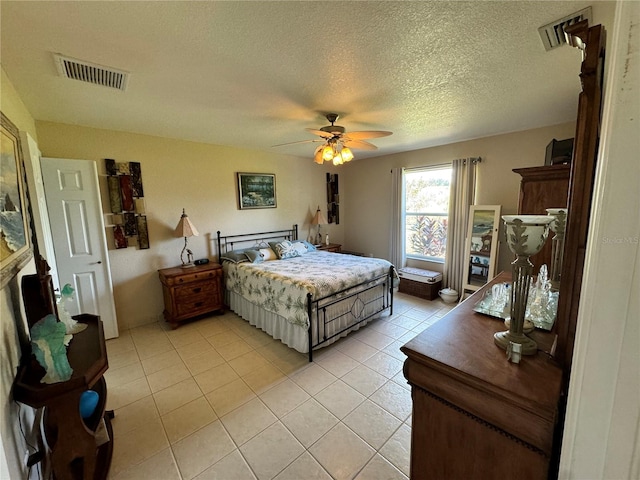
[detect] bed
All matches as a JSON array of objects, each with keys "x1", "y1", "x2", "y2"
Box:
[{"x1": 217, "y1": 225, "x2": 394, "y2": 361}]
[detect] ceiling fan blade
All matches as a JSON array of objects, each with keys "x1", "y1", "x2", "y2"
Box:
[
  {"x1": 343, "y1": 130, "x2": 393, "y2": 140},
  {"x1": 272, "y1": 139, "x2": 323, "y2": 147},
  {"x1": 305, "y1": 128, "x2": 334, "y2": 139},
  {"x1": 343, "y1": 139, "x2": 378, "y2": 151}
]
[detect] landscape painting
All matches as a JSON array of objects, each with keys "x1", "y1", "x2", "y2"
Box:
[
  {"x1": 1, "y1": 112, "x2": 32, "y2": 288},
  {"x1": 237, "y1": 173, "x2": 277, "y2": 209}
]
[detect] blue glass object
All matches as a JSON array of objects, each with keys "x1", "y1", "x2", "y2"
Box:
[{"x1": 79, "y1": 390, "x2": 99, "y2": 419}]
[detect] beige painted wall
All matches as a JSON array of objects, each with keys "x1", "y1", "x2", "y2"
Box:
[
  {"x1": 0, "y1": 66, "x2": 39, "y2": 480},
  {"x1": 35, "y1": 122, "x2": 342, "y2": 330},
  {"x1": 340, "y1": 122, "x2": 576, "y2": 275}
]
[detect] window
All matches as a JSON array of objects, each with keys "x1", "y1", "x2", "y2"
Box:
[{"x1": 404, "y1": 166, "x2": 452, "y2": 262}]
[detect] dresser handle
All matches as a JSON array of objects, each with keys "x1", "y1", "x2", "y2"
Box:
[
  {"x1": 194, "y1": 302, "x2": 203, "y2": 307},
  {"x1": 193, "y1": 287, "x2": 202, "y2": 293}
]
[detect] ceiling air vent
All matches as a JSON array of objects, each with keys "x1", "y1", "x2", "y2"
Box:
[
  {"x1": 54, "y1": 54, "x2": 129, "y2": 91},
  {"x1": 538, "y1": 7, "x2": 592, "y2": 51}
]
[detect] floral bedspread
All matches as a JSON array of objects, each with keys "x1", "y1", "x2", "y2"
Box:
[{"x1": 225, "y1": 251, "x2": 392, "y2": 327}]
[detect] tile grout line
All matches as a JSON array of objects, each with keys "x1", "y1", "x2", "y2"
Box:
[{"x1": 106, "y1": 295, "x2": 443, "y2": 478}]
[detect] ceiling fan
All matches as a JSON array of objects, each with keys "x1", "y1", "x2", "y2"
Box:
[{"x1": 275, "y1": 113, "x2": 392, "y2": 165}]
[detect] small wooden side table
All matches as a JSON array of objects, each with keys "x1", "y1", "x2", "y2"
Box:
[
  {"x1": 316, "y1": 243, "x2": 342, "y2": 253},
  {"x1": 13, "y1": 315, "x2": 113, "y2": 480},
  {"x1": 158, "y1": 262, "x2": 224, "y2": 329}
]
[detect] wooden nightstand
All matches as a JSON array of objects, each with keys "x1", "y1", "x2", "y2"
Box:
[
  {"x1": 158, "y1": 262, "x2": 224, "y2": 329},
  {"x1": 316, "y1": 243, "x2": 342, "y2": 253}
]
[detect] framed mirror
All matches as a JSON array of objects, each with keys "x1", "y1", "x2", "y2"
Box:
[{"x1": 463, "y1": 205, "x2": 502, "y2": 292}]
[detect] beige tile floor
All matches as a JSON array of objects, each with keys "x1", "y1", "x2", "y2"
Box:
[{"x1": 105, "y1": 292, "x2": 453, "y2": 480}]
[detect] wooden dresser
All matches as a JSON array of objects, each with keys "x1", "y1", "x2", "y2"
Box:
[
  {"x1": 401, "y1": 273, "x2": 562, "y2": 479},
  {"x1": 158, "y1": 262, "x2": 224, "y2": 328}
]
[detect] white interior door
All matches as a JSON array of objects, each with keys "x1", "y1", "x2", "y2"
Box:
[
  {"x1": 40, "y1": 157, "x2": 119, "y2": 339},
  {"x1": 20, "y1": 132, "x2": 59, "y2": 290}
]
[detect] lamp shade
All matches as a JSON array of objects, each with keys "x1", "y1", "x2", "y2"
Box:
[
  {"x1": 341, "y1": 147, "x2": 354, "y2": 162},
  {"x1": 322, "y1": 144, "x2": 334, "y2": 161},
  {"x1": 311, "y1": 206, "x2": 328, "y2": 225},
  {"x1": 175, "y1": 209, "x2": 199, "y2": 238}
]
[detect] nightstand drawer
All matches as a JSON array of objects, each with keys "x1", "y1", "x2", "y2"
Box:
[
  {"x1": 175, "y1": 281, "x2": 219, "y2": 300},
  {"x1": 167, "y1": 269, "x2": 220, "y2": 286},
  {"x1": 176, "y1": 296, "x2": 218, "y2": 317}
]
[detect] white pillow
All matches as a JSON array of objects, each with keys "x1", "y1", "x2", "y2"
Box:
[{"x1": 274, "y1": 240, "x2": 305, "y2": 259}]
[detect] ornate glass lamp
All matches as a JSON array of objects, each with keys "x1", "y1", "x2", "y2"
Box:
[
  {"x1": 546, "y1": 208, "x2": 567, "y2": 290},
  {"x1": 495, "y1": 215, "x2": 554, "y2": 356}
]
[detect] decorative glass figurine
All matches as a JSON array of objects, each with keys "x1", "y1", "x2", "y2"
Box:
[
  {"x1": 57, "y1": 284, "x2": 87, "y2": 334},
  {"x1": 526, "y1": 265, "x2": 558, "y2": 330}
]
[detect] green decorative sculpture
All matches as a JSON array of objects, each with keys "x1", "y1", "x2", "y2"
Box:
[
  {"x1": 30, "y1": 314, "x2": 73, "y2": 383},
  {"x1": 57, "y1": 283, "x2": 87, "y2": 334}
]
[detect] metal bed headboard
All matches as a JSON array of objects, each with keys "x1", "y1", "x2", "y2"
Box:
[{"x1": 216, "y1": 225, "x2": 298, "y2": 263}]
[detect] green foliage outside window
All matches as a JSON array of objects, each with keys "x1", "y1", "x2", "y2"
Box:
[
  {"x1": 404, "y1": 167, "x2": 452, "y2": 261},
  {"x1": 407, "y1": 215, "x2": 448, "y2": 258}
]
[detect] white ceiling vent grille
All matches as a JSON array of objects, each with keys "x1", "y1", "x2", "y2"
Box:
[
  {"x1": 538, "y1": 7, "x2": 592, "y2": 51},
  {"x1": 54, "y1": 54, "x2": 129, "y2": 91}
]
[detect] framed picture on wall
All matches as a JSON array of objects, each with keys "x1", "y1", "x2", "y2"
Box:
[
  {"x1": 237, "y1": 173, "x2": 277, "y2": 209},
  {"x1": 0, "y1": 112, "x2": 33, "y2": 288}
]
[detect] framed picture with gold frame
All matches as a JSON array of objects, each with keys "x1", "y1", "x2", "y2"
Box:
[{"x1": 1, "y1": 112, "x2": 33, "y2": 288}]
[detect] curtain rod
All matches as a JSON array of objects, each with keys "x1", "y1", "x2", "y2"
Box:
[
  {"x1": 396, "y1": 157, "x2": 482, "y2": 173},
  {"x1": 400, "y1": 162, "x2": 451, "y2": 173},
  {"x1": 463, "y1": 157, "x2": 482, "y2": 165}
]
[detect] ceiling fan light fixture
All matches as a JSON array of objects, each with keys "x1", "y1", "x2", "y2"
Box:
[
  {"x1": 322, "y1": 144, "x2": 335, "y2": 161},
  {"x1": 341, "y1": 147, "x2": 354, "y2": 162},
  {"x1": 274, "y1": 112, "x2": 390, "y2": 165}
]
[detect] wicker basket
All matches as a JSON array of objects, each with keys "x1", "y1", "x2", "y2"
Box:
[{"x1": 398, "y1": 277, "x2": 441, "y2": 301}]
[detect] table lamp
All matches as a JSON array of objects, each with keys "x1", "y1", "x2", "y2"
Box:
[
  {"x1": 310, "y1": 206, "x2": 328, "y2": 245},
  {"x1": 175, "y1": 208, "x2": 199, "y2": 268}
]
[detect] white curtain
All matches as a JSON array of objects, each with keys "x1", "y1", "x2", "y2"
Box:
[
  {"x1": 389, "y1": 167, "x2": 405, "y2": 268},
  {"x1": 443, "y1": 158, "x2": 478, "y2": 292}
]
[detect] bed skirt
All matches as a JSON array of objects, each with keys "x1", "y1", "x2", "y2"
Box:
[{"x1": 227, "y1": 289, "x2": 388, "y2": 354}]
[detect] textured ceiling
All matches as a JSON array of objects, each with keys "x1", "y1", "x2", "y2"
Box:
[{"x1": 0, "y1": 1, "x2": 614, "y2": 160}]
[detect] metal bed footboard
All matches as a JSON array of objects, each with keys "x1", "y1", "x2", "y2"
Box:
[{"x1": 306, "y1": 266, "x2": 394, "y2": 362}]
